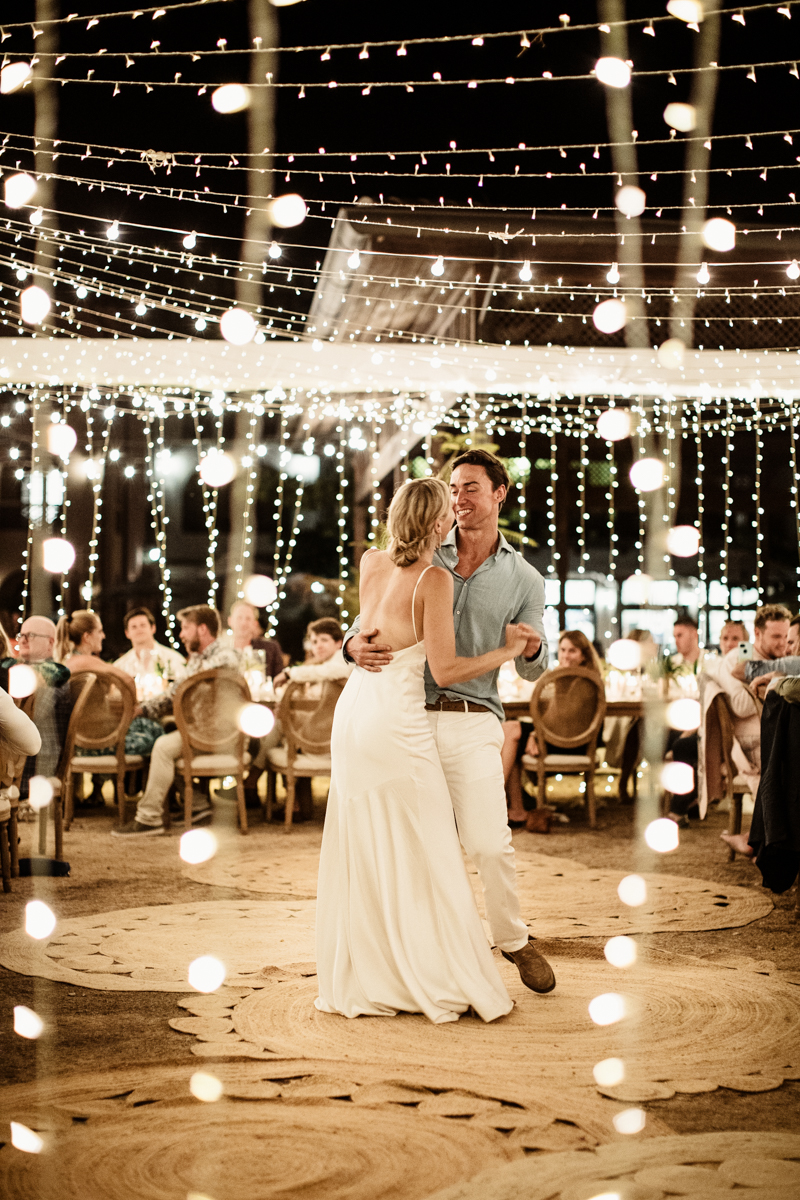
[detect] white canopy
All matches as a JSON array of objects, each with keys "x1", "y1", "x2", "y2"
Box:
[{"x1": 0, "y1": 336, "x2": 797, "y2": 401}]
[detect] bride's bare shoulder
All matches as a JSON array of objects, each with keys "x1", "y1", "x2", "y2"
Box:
[{"x1": 360, "y1": 548, "x2": 390, "y2": 575}]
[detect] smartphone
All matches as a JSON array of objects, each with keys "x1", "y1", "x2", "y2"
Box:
[{"x1": 737, "y1": 641, "x2": 753, "y2": 663}]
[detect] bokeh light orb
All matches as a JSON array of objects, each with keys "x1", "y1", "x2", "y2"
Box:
[
  {"x1": 613, "y1": 1108, "x2": 646, "y2": 1135},
  {"x1": 660, "y1": 762, "x2": 695, "y2": 796},
  {"x1": 596, "y1": 408, "x2": 631, "y2": 441},
  {"x1": 618, "y1": 874, "x2": 647, "y2": 907},
  {"x1": 4, "y1": 172, "x2": 37, "y2": 209},
  {"x1": 645, "y1": 816, "x2": 681, "y2": 852},
  {"x1": 629, "y1": 457, "x2": 665, "y2": 492},
  {"x1": 615, "y1": 185, "x2": 646, "y2": 217},
  {"x1": 604, "y1": 935, "x2": 638, "y2": 968},
  {"x1": 8, "y1": 663, "x2": 37, "y2": 699},
  {"x1": 47, "y1": 423, "x2": 78, "y2": 459},
  {"x1": 188, "y1": 954, "x2": 226, "y2": 993},
  {"x1": 13, "y1": 1005, "x2": 44, "y2": 1039},
  {"x1": 211, "y1": 84, "x2": 250, "y2": 113},
  {"x1": 664, "y1": 102, "x2": 697, "y2": 131},
  {"x1": 702, "y1": 217, "x2": 736, "y2": 252},
  {"x1": 657, "y1": 337, "x2": 686, "y2": 369},
  {"x1": 593, "y1": 298, "x2": 627, "y2": 334},
  {"x1": 20, "y1": 285, "x2": 51, "y2": 325},
  {"x1": 190, "y1": 1071, "x2": 224, "y2": 1102},
  {"x1": 667, "y1": 0, "x2": 705, "y2": 22},
  {"x1": 269, "y1": 193, "x2": 307, "y2": 228},
  {"x1": 243, "y1": 574, "x2": 278, "y2": 607},
  {"x1": 594, "y1": 56, "x2": 631, "y2": 88},
  {"x1": 28, "y1": 776, "x2": 54, "y2": 812},
  {"x1": 667, "y1": 698, "x2": 701, "y2": 731},
  {"x1": 43, "y1": 538, "x2": 76, "y2": 574},
  {"x1": 220, "y1": 306, "x2": 257, "y2": 345},
  {"x1": 593, "y1": 1058, "x2": 625, "y2": 1087},
  {"x1": 1, "y1": 62, "x2": 32, "y2": 94},
  {"x1": 179, "y1": 828, "x2": 218, "y2": 865},
  {"x1": 199, "y1": 451, "x2": 237, "y2": 488},
  {"x1": 666, "y1": 525, "x2": 700, "y2": 557},
  {"x1": 607, "y1": 639, "x2": 642, "y2": 671},
  {"x1": 588, "y1": 992, "x2": 627, "y2": 1026},
  {"x1": 238, "y1": 703, "x2": 275, "y2": 738},
  {"x1": 25, "y1": 900, "x2": 56, "y2": 940}
]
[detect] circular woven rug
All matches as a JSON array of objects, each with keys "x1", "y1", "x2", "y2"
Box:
[
  {"x1": 185, "y1": 841, "x2": 772, "y2": 936},
  {"x1": 0, "y1": 901, "x2": 316, "y2": 991},
  {"x1": 0, "y1": 1061, "x2": 528, "y2": 1200},
  {"x1": 177, "y1": 952, "x2": 800, "y2": 1097},
  {"x1": 420, "y1": 1131, "x2": 800, "y2": 1200}
]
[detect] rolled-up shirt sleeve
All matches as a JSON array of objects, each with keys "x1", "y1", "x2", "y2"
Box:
[
  {"x1": 342, "y1": 615, "x2": 361, "y2": 664},
  {"x1": 512, "y1": 573, "x2": 549, "y2": 681}
]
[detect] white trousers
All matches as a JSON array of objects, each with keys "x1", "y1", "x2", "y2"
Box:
[
  {"x1": 135, "y1": 730, "x2": 203, "y2": 827},
  {"x1": 426, "y1": 710, "x2": 528, "y2": 953}
]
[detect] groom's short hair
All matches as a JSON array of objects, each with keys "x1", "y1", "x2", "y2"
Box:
[{"x1": 450, "y1": 448, "x2": 509, "y2": 493}]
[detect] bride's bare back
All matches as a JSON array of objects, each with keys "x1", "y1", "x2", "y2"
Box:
[{"x1": 358, "y1": 549, "x2": 434, "y2": 651}]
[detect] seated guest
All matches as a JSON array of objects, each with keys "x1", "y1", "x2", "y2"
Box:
[
  {"x1": 702, "y1": 603, "x2": 791, "y2": 844},
  {"x1": 718, "y1": 619, "x2": 747, "y2": 657},
  {"x1": 0, "y1": 616, "x2": 71, "y2": 798},
  {"x1": 502, "y1": 630, "x2": 602, "y2": 825},
  {"x1": 111, "y1": 605, "x2": 240, "y2": 838},
  {"x1": 114, "y1": 607, "x2": 185, "y2": 681},
  {"x1": 737, "y1": 612, "x2": 800, "y2": 698},
  {"x1": 247, "y1": 618, "x2": 351, "y2": 820},
  {"x1": 227, "y1": 600, "x2": 284, "y2": 679}
]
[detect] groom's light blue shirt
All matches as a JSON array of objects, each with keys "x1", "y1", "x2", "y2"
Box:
[{"x1": 344, "y1": 528, "x2": 549, "y2": 721}]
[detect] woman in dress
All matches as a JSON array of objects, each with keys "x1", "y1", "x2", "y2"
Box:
[{"x1": 315, "y1": 477, "x2": 527, "y2": 1025}]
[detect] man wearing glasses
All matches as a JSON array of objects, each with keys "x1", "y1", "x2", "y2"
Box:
[{"x1": 4, "y1": 617, "x2": 71, "y2": 789}]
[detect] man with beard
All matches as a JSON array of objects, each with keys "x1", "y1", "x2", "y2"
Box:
[{"x1": 111, "y1": 605, "x2": 240, "y2": 837}]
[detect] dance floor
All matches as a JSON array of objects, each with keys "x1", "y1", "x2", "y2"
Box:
[{"x1": 1, "y1": 795, "x2": 799, "y2": 1200}]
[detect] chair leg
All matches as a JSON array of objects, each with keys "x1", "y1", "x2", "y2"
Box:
[
  {"x1": 63, "y1": 770, "x2": 74, "y2": 831},
  {"x1": 728, "y1": 791, "x2": 743, "y2": 862},
  {"x1": 0, "y1": 824, "x2": 11, "y2": 893},
  {"x1": 184, "y1": 772, "x2": 194, "y2": 833},
  {"x1": 9, "y1": 808, "x2": 19, "y2": 877},
  {"x1": 586, "y1": 771, "x2": 596, "y2": 829},
  {"x1": 265, "y1": 770, "x2": 275, "y2": 822},
  {"x1": 537, "y1": 765, "x2": 546, "y2": 810},
  {"x1": 285, "y1": 771, "x2": 295, "y2": 832},
  {"x1": 236, "y1": 776, "x2": 249, "y2": 835},
  {"x1": 116, "y1": 770, "x2": 126, "y2": 827},
  {"x1": 53, "y1": 788, "x2": 64, "y2": 861}
]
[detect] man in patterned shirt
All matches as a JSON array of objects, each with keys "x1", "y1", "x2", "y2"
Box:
[{"x1": 111, "y1": 605, "x2": 240, "y2": 837}]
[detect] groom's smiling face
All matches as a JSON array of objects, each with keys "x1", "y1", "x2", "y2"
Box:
[{"x1": 450, "y1": 464, "x2": 507, "y2": 531}]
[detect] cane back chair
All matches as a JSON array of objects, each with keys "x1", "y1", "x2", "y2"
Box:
[{"x1": 265, "y1": 679, "x2": 343, "y2": 832}]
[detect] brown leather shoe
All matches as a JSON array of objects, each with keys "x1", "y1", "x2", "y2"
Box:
[{"x1": 501, "y1": 938, "x2": 556, "y2": 993}]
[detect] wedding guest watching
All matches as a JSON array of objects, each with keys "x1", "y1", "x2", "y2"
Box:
[
  {"x1": 111, "y1": 604, "x2": 240, "y2": 838},
  {"x1": 736, "y1": 610, "x2": 800, "y2": 698},
  {"x1": 227, "y1": 600, "x2": 284, "y2": 678},
  {"x1": 719, "y1": 620, "x2": 747, "y2": 657},
  {"x1": 115, "y1": 607, "x2": 185, "y2": 680},
  {"x1": 672, "y1": 615, "x2": 702, "y2": 669},
  {"x1": 1, "y1": 616, "x2": 71, "y2": 794}
]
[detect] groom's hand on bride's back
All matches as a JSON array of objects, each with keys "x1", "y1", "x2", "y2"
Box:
[{"x1": 348, "y1": 628, "x2": 394, "y2": 673}]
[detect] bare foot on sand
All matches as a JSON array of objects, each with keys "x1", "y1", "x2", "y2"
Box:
[{"x1": 721, "y1": 831, "x2": 754, "y2": 857}]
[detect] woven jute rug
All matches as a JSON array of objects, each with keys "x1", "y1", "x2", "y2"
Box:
[
  {"x1": 0, "y1": 900, "x2": 315, "y2": 992},
  {"x1": 0, "y1": 1060, "x2": 529, "y2": 1200},
  {"x1": 176, "y1": 952, "x2": 800, "y2": 1098},
  {"x1": 185, "y1": 838, "x2": 772, "y2": 936},
  {"x1": 420, "y1": 1131, "x2": 800, "y2": 1200}
]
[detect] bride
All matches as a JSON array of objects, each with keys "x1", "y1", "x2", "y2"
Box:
[{"x1": 315, "y1": 477, "x2": 528, "y2": 1024}]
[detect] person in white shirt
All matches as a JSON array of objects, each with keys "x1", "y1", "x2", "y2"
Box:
[{"x1": 114, "y1": 607, "x2": 185, "y2": 681}]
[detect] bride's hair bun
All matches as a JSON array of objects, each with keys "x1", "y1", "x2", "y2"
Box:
[{"x1": 386, "y1": 477, "x2": 450, "y2": 567}]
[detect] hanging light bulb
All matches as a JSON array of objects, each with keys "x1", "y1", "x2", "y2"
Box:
[
  {"x1": 268, "y1": 241, "x2": 282, "y2": 259},
  {"x1": 42, "y1": 538, "x2": 76, "y2": 573},
  {"x1": 194, "y1": 316, "x2": 207, "y2": 331},
  {"x1": 135, "y1": 299, "x2": 148, "y2": 317},
  {"x1": 787, "y1": 260, "x2": 800, "y2": 280},
  {"x1": 29, "y1": 207, "x2": 43, "y2": 227},
  {"x1": 220, "y1": 307, "x2": 257, "y2": 345},
  {"x1": 629, "y1": 457, "x2": 665, "y2": 492},
  {"x1": 597, "y1": 409, "x2": 631, "y2": 441},
  {"x1": 606, "y1": 262, "x2": 620, "y2": 284},
  {"x1": 594, "y1": 57, "x2": 631, "y2": 88},
  {"x1": 519, "y1": 260, "x2": 532, "y2": 281},
  {"x1": 199, "y1": 450, "x2": 237, "y2": 488},
  {"x1": 20, "y1": 285, "x2": 51, "y2": 325},
  {"x1": 696, "y1": 261, "x2": 710, "y2": 284},
  {"x1": 106, "y1": 221, "x2": 120, "y2": 241},
  {"x1": 47, "y1": 423, "x2": 78, "y2": 459},
  {"x1": 183, "y1": 231, "x2": 197, "y2": 250},
  {"x1": 269, "y1": 193, "x2": 307, "y2": 228},
  {"x1": 15, "y1": 267, "x2": 28, "y2": 282},
  {"x1": 347, "y1": 249, "x2": 361, "y2": 270},
  {"x1": 4, "y1": 172, "x2": 37, "y2": 209},
  {"x1": 430, "y1": 256, "x2": 445, "y2": 277},
  {"x1": 211, "y1": 84, "x2": 250, "y2": 113},
  {"x1": 76, "y1": 285, "x2": 88, "y2": 299},
  {"x1": 0, "y1": 62, "x2": 33, "y2": 94}
]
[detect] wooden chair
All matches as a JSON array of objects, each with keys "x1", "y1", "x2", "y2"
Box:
[
  {"x1": 265, "y1": 679, "x2": 343, "y2": 832},
  {"x1": 0, "y1": 746, "x2": 24, "y2": 892},
  {"x1": 521, "y1": 666, "x2": 606, "y2": 827},
  {"x1": 172, "y1": 667, "x2": 252, "y2": 834},
  {"x1": 59, "y1": 670, "x2": 143, "y2": 834},
  {"x1": 702, "y1": 689, "x2": 755, "y2": 861}
]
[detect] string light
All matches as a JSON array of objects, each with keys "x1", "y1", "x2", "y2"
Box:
[
  {"x1": 234, "y1": 412, "x2": 260, "y2": 601},
  {"x1": 517, "y1": 393, "x2": 528, "y2": 549},
  {"x1": 19, "y1": 397, "x2": 38, "y2": 621},
  {"x1": 367, "y1": 420, "x2": 382, "y2": 542},
  {"x1": 144, "y1": 413, "x2": 179, "y2": 646},
  {"x1": 335, "y1": 418, "x2": 351, "y2": 622},
  {"x1": 576, "y1": 395, "x2": 588, "y2": 575},
  {"x1": 754, "y1": 397, "x2": 764, "y2": 598},
  {"x1": 193, "y1": 405, "x2": 222, "y2": 608},
  {"x1": 81, "y1": 408, "x2": 113, "y2": 605},
  {"x1": 606, "y1": 415, "x2": 619, "y2": 639},
  {"x1": 633, "y1": 399, "x2": 647, "y2": 576},
  {"x1": 266, "y1": 409, "x2": 289, "y2": 633},
  {"x1": 693, "y1": 399, "x2": 707, "y2": 639},
  {"x1": 547, "y1": 394, "x2": 559, "y2": 580},
  {"x1": 721, "y1": 401, "x2": 733, "y2": 608}
]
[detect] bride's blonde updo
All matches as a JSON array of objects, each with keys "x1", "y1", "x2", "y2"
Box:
[{"x1": 386, "y1": 477, "x2": 450, "y2": 568}]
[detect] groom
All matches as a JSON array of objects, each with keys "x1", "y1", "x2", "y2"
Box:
[{"x1": 344, "y1": 449, "x2": 555, "y2": 993}]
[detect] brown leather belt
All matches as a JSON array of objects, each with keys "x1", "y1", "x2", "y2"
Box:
[{"x1": 425, "y1": 696, "x2": 492, "y2": 714}]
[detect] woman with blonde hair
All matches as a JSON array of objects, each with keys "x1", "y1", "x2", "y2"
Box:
[
  {"x1": 54, "y1": 609, "x2": 106, "y2": 665},
  {"x1": 316, "y1": 475, "x2": 526, "y2": 1025}
]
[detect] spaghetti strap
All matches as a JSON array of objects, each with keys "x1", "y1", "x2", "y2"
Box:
[{"x1": 411, "y1": 565, "x2": 434, "y2": 644}]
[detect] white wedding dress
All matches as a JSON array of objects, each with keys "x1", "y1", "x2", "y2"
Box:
[{"x1": 315, "y1": 570, "x2": 513, "y2": 1024}]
